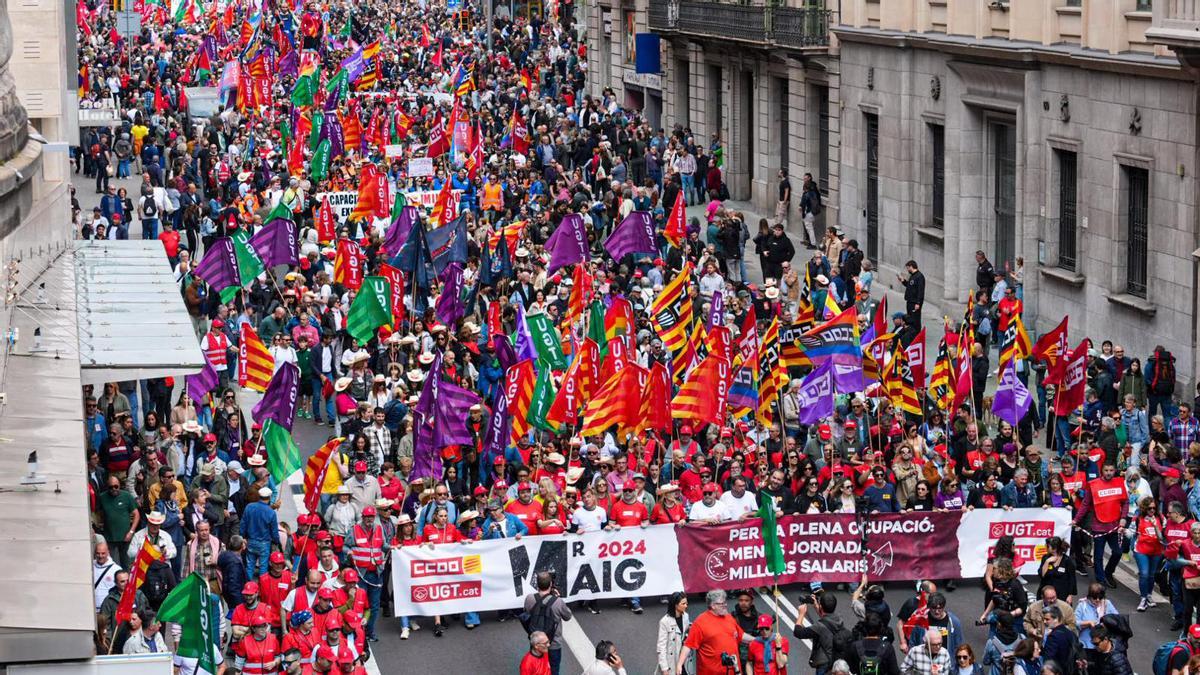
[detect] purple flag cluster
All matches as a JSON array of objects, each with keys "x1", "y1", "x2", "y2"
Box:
[
  {"x1": 248, "y1": 218, "x2": 299, "y2": 267},
  {"x1": 545, "y1": 213, "x2": 588, "y2": 274},
  {"x1": 194, "y1": 237, "x2": 240, "y2": 292},
  {"x1": 411, "y1": 351, "x2": 483, "y2": 480},
  {"x1": 795, "y1": 361, "x2": 835, "y2": 425},
  {"x1": 514, "y1": 303, "x2": 538, "y2": 363},
  {"x1": 604, "y1": 210, "x2": 656, "y2": 261},
  {"x1": 251, "y1": 362, "x2": 300, "y2": 432},
  {"x1": 434, "y1": 262, "x2": 465, "y2": 326},
  {"x1": 383, "y1": 205, "x2": 419, "y2": 258}
]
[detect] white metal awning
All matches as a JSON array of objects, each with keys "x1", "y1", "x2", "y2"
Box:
[{"x1": 73, "y1": 240, "x2": 205, "y2": 387}]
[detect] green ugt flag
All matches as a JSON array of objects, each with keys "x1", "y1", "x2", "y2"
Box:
[
  {"x1": 290, "y1": 74, "x2": 315, "y2": 107},
  {"x1": 262, "y1": 419, "x2": 301, "y2": 482},
  {"x1": 526, "y1": 312, "x2": 567, "y2": 371},
  {"x1": 587, "y1": 300, "x2": 608, "y2": 358},
  {"x1": 309, "y1": 111, "x2": 325, "y2": 153},
  {"x1": 264, "y1": 200, "x2": 292, "y2": 224},
  {"x1": 757, "y1": 492, "x2": 786, "y2": 575},
  {"x1": 310, "y1": 139, "x2": 331, "y2": 182},
  {"x1": 325, "y1": 68, "x2": 349, "y2": 102},
  {"x1": 528, "y1": 366, "x2": 558, "y2": 432},
  {"x1": 156, "y1": 572, "x2": 219, "y2": 675},
  {"x1": 218, "y1": 230, "x2": 263, "y2": 303},
  {"x1": 346, "y1": 276, "x2": 393, "y2": 343}
]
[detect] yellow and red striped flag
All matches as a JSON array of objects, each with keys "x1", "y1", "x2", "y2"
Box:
[
  {"x1": 116, "y1": 539, "x2": 163, "y2": 623},
  {"x1": 649, "y1": 263, "x2": 693, "y2": 355},
  {"x1": 505, "y1": 360, "x2": 537, "y2": 444},
  {"x1": 238, "y1": 324, "x2": 275, "y2": 392},
  {"x1": 671, "y1": 352, "x2": 732, "y2": 425},
  {"x1": 636, "y1": 361, "x2": 673, "y2": 435},
  {"x1": 756, "y1": 318, "x2": 783, "y2": 425},
  {"x1": 579, "y1": 362, "x2": 643, "y2": 438},
  {"x1": 604, "y1": 297, "x2": 634, "y2": 340},
  {"x1": 884, "y1": 345, "x2": 923, "y2": 415},
  {"x1": 302, "y1": 437, "x2": 345, "y2": 514}
]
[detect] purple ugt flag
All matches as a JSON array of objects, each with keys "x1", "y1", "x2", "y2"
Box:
[
  {"x1": 708, "y1": 292, "x2": 724, "y2": 330},
  {"x1": 992, "y1": 361, "x2": 1033, "y2": 427},
  {"x1": 482, "y1": 385, "x2": 511, "y2": 462},
  {"x1": 248, "y1": 218, "x2": 299, "y2": 268},
  {"x1": 494, "y1": 334, "x2": 518, "y2": 373},
  {"x1": 412, "y1": 352, "x2": 444, "y2": 480},
  {"x1": 514, "y1": 303, "x2": 538, "y2": 363},
  {"x1": 277, "y1": 50, "x2": 298, "y2": 78},
  {"x1": 251, "y1": 362, "x2": 300, "y2": 432},
  {"x1": 604, "y1": 210, "x2": 657, "y2": 261},
  {"x1": 185, "y1": 360, "x2": 219, "y2": 407},
  {"x1": 193, "y1": 237, "x2": 241, "y2": 293},
  {"x1": 325, "y1": 113, "x2": 345, "y2": 160},
  {"x1": 546, "y1": 213, "x2": 588, "y2": 275},
  {"x1": 383, "y1": 205, "x2": 419, "y2": 258},
  {"x1": 434, "y1": 380, "x2": 481, "y2": 448},
  {"x1": 795, "y1": 361, "x2": 836, "y2": 425},
  {"x1": 434, "y1": 262, "x2": 465, "y2": 326}
]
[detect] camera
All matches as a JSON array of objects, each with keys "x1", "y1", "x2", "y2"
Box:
[{"x1": 720, "y1": 653, "x2": 737, "y2": 667}]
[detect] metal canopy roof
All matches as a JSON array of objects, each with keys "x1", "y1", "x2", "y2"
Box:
[{"x1": 74, "y1": 240, "x2": 205, "y2": 387}]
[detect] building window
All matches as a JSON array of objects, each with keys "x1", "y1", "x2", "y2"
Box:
[
  {"x1": 815, "y1": 85, "x2": 829, "y2": 194},
  {"x1": 624, "y1": 11, "x2": 637, "y2": 64},
  {"x1": 1056, "y1": 150, "x2": 1078, "y2": 271},
  {"x1": 1125, "y1": 165, "x2": 1150, "y2": 298},
  {"x1": 1136, "y1": 0, "x2": 1151, "y2": 10},
  {"x1": 991, "y1": 121, "x2": 1017, "y2": 270},
  {"x1": 1064, "y1": 0, "x2": 1082, "y2": 7},
  {"x1": 865, "y1": 112, "x2": 879, "y2": 261},
  {"x1": 929, "y1": 124, "x2": 944, "y2": 229}
]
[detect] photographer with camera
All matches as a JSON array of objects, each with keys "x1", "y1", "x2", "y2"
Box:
[
  {"x1": 582, "y1": 640, "x2": 628, "y2": 675},
  {"x1": 520, "y1": 572, "x2": 573, "y2": 675},
  {"x1": 677, "y1": 590, "x2": 756, "y2": 675},
  {"x1": 794, "y1": 591, "x2": 854, "y2": 675}
]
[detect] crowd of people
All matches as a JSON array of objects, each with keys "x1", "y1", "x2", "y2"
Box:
[{"x1": 71, "y1": 0, "x2": 1200, "y2": 674}]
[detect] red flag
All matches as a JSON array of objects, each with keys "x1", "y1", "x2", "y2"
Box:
[
  {"x1": 348, "y1": 164, "x2": 379, "y2": 222},
  {"x1": 465, "y1": 121, "x2": 485, "y2": 180},
  {"x1": 421, "y1": 24, "x2": 432, "y2": 48},
  {"x1": 671, "y1": 352, "x2": 732, "y2": 425},
  {"x1": 372, "y1": 169, "x2": 391, "y2": 219},
  {"x1": 1054, "y1": 340, "x2": 1091, "y2": 416},
  {"x1": 343, "y1": 111, "x2": 363, "y2": 155},
  {"x1": 429, "y1": 176, "x2": 455, "y2": 227},
  {"x1": 427, "y1": 112, "x2": 448, "y2": 158},
  {"x1": 952, "y1": 349, "x2": 974, "y2": 413},
  {"x1": 432, "y1": 42, "x2": 444, "y2": 68},
  {"x1": 116, "y1": 540, "x2": 163, "y2": 623},
  {"x1": 316, "y1": 196, "x2": 336, "y2": 243},
  {"x1": 287, "y1": 136, "x2": 304, "y2": 175},
  {"x1": 302, "y1": 437, "x2": 343, "y2": 514},
  {"x1": 905, "y1": 328, "x2": 927, "y2": 388},
  {"x1": 153, "y1": 85, "x2": 168, "y2": 113},
  {"x1": 378, "y1": 263, "x2": 407, "y2": 325},
  {"x1": 664, "y1": 194, "x2": 686, "y2": 248},
  {"x1": 600, "y1": 335, "x2": 633, "y2": 386},
  {"x1": 510, "y1": 108, "x2": 530, "y2": 155},
  {"x1": 486, "y1": 301, "x2": 502, "y2": 349},
  {"x1": 639, "y1": 361, "x2": 673, "y2": 434},
  {"x1": 177, "y1": 85, "x2": 189, "y2": 111},
  {"x1": 566, "y1": 264, "x2": 593, "y2": 325},
  {"x1": 1033, "y1": 316, "x2": 1070, "y2": 383},
  {"x1": 334, "y1": 240, "x2": 366, "y2": 290}
]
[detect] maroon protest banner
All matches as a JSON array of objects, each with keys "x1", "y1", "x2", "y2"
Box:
[{"x1": 675, "y1": 512, "x2": 963, "y2": 590}]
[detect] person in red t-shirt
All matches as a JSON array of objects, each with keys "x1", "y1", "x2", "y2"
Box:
[
  {"x1": 519, "y1": 632, "x2": 552, "y2": 675},
  {"x1": 651, "y1": 484, "x2": 688, "y2": 524},
  {"x1": 609, "y1": 480, "x2": 650, "y2": 528},
  {"x1": 679, "y1": 590, "x2": 752, "y2": 675},
  {"x1": 506, "y1": 481, "x2": 543, "y2": 535},
  {"x1": 747, "y1": 614, "x2": 790, "y2": 675}
]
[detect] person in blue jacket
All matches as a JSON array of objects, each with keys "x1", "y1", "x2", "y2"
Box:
[
  {"x1": 239, "y1": 486, "x2": 279, "y2": 578},
  {"x1": 480, "y1": 499, "x2": 529, "y2": 540}
]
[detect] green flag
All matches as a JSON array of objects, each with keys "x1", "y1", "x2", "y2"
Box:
[
  {"x1": 325, "y1": 68, "x2": 349, "y2": 102},
  {"x1": 346, "y1": 276, "x2": 393, "y2": 342},
  {"x1": 156, "y1": 572, "x2": 219, "y2": 675},
  {"x1": 528, "y1": 366, "x2": 558, "y2": 432},
  {"x1": 279, "y1": 119, "x2": 291, "y2": 143},
  {"x1": 262, "y1": 419, "x2": 301, "y2": 481},
  {"x1": 310, "y1": 139, "x2": 331, "y2": 182},
  {"x1": 339, "y1": 15, "x2": 352, "y2": 38},
  {"x1": 587, "y1": 300, "x2": 608, "y2": 358},
  {"x1": 218, "y1": 230, "x2": 263, "y2": 303},
  {"x1": 757, "y1": 492, "x2": 786, "y2": 575},
  {"x1": 309, "y1": 111, "x2": 325, "y2": 153},
  {"x1": 526, "y1": 312, "x2": 567, "y2": 371},
  {"x1": 265, "y1": 200, "x2": 292, "y2": 224},
  {"x1": 289, "y1": 74, "x2": 314, "y2": 107}
]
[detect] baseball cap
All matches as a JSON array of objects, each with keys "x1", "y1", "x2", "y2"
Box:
[
  {"x1": 269, "y1": 551, "x2": 285, "y2": 564},
  {"x1": 517, "y1": 481, "x2": 533, "y2": 491},
  {"x1": 315, "y1": 646, "x2": 337, "y2": 661},
  {"x1": 203, "y1": 432, "x2": 217, "y2": 442},
  {"x1": 622, "y1": 480, "x2": 637, "y2": 491},
  {"x1": 353, "y1": 460, "x2": 368, "y2": 472},
  {"x1": 242, "y1": 581, "x2": 260, "y2": 595},
  {"x1": 680, "y1": 425, "x2": 694, "y2": 435},
  {"x1": 317, "y1": 587, "x2": 335, "y2": 600},
  {"x1": 361, "y1": 505, "x2": 377, "y2": 516},
  {"x1": 757, "y1": 615, "x2": 774, "y2": 629},
  {"x1": 1190, "y1": 623, "x2": 1200, "y2": 640},
  {"x1": 493, "y1": 456, "x2": 507, "y2": 465},
  {"x1": 474, "y1": 485, "x2": 488, "y2": 496},
  {"x1": 702, "y1": 483, "x2": 718, "y2": 494},
  {"x1": 342, "y1": 568, "x2": 359, "y2": 583},
  {"x1": 493, "y1": 480, "x2": 508, "y2": 490},
  {"x1": 844, "y1": 421, "x2": 858, "y2": 430}
]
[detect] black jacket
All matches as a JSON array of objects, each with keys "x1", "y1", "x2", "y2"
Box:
[
  {"x1": 904, "y1": 271, "x2": 926, "y2": 305},
  {"x1": 764, "y1": 233, "x2": 796, "y2": 265},
  {"x1": 850, "y1": 637, "x2": 901, "y2": 675}
]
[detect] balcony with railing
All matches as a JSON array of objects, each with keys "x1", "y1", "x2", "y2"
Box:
[
  {"x1": 648, "y1": 1, "x2": 833, "y2": 50},
  {"x1": 1147, "y1": 0, "x2": 1200, "y2": 52}
]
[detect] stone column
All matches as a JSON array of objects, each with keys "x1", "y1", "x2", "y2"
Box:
[{"x1": 0, "y1": 0, "x2": 27, "y2": 166}]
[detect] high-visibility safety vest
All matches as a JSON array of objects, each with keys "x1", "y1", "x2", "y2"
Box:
[
  {"x1": 235, "y1": 633, "x2": 280, "y2": 675},
  {"x1": 349, "y1": 524, "x2": 385, "y2": 571},
  {"x1": 1088, "y1": 477, "x2": 1127, "y2": 524},
  {"x1": 281, "y1": 627, "x2": 319, "y2": 665},
  {"x1": 258, "y1": 570, "x2": 293, "y2": 613},
  {"x1": 481, "y1": 182, "x2": 503, "y2": 211},
  {"x1": 203, "y1": 331, "x2": 229, "y2": 369}
]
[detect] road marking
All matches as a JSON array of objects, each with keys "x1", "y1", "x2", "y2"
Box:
[
  {"x1": 758, "y1": 589, "x2": 812, "y2": 652},
  {"x1": 559, "y1": 612, "x2": 600, "y2": 671},
  {"x1": 1114, "y1": 558, "x2": 1169, "y2": 604}
]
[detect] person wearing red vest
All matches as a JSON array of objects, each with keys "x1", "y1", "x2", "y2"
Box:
[
  {"x1": 348, "y1": 506, "x2": 387, "y2": 642},
  {"x1": 1072, "y1": 462, "x2": 1129, "y2": 587},
  {"x1": 201, "y1": 320, "x2": 231, "y2": 387},
  {"x1": 505, "y1": 482, "x2": 543, "y2": 535},
  {"x1": 282, "y1": 571, "x2": 323, "y2": 631},
  {"x1": 317, "y1": 614, "x2": 360, "y2": 668},
  {"x1": 258, "y1": 552, "x2": 293, "y2": 629},
  {"x1": 231, "y1": 582, "x2": 266, "y2": 638},
  {"x1": 330, "y1": 568, "x2": 369, "y2": 619},
  {"x1": 234, "y1": 609, "x2": 281, "y2": 674},
  {"x1": 281, "y1": 610, "x2": 319, "y2": 669},
  {"x1": 670, "y1": 425, "x2": 702, "y2": 462},
  {"x1": 1164, "y1": 502, "x2": 1195, "y2": 630},
  {"x1": 292, "y1": 514, "x2": 321, "y2": 575}
]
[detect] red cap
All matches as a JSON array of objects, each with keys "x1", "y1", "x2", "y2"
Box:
[
  {"x1": 269, "y1": 551, "x2": 285, "y2": 564},
  {"x1": 361, "y1": 505, "x2": 377, "y2": 516},
  {"x1": 493, "y1": 480, "x2": 508, "y2": 490},
  {"x1": 493, "y1": 456, "x2": 506, "y2": 465},
  {"x1": 242, "y1": 581, "x2": 260, "y2": 594},
  {"x1": 301, "y1": 513, "x2": 320, "y2": 526},
  {"x1": 343, "y1": 611, "x2": 362, "y2": 628},
  {"x1": 337, "y1": 649, "x2": 356, "y2": 664},
  {"x1": 251, "y1": 421, "x2": 262, "y2": 430},
  {"x1": 757, "y1": 615, "x2": 774, "y2": 629},
  {"x1": 315, "y1": 530, "x2": 332, "y2": 541},
  {"x1": 720, "y1": 428, "x2": 733, "y2": 438},
  {"x1": 474, "y1": 485, "x2": 488, "y2": 496},
  {"x1": 653, "y1": 258, "x2": 665, "y2": 266},
  {"x1": 680, "y1": 425, "x2": 694, "y2": 435},
  {"x1": 211, "y1": 319, "x2": 224, "y2": 329},
  {"x1": 818, "y1": 424, "x2": 832, "y2": 440},
  {"x1": 353, "y1": 460, "x2": 368, "y2": 472},
  {"x1": 737, "y1": 422, "x2": 750, "y2": 432},
  {"x1": 317, "y1": 587, "x2": 335, "y2": 600},
  {"x1": 1164, "y1": 468, "x2": 1182, "y2": 479},
  {"x1": 342, "y1": 568, "x2": 359, "y2": 583},
  {"x1": 702, "y1": 482, "x2": 719, "y2": 494},
  {"x1": 1191, "y1": 624, "x2": 1200, "y2": 640},
  {"x1": 251, "y1": 608, "x2": 270, "y2": 626},
  {"x1": 844, "y1": 421, "x2": 858, "y2": 430},
  {"x1": 203, "y1": 432, "x2": 217, "y2": 442},
  {"x1": 315, "y1": 646, "x2": 337, "y2": 662},
  {"x1": 324, "y1": 612, "x2": 343, "y2": 629},
  {"x1": 517, "y1": 481, "x2": 533, "y2": 491},
  {"x1": 622, "y1": 480, "x2": 638, "y2": 491}
]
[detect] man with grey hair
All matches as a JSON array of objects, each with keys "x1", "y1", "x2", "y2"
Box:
[
  {"x1": 900, "y1": 626, "x2": 950, "y2": 675},
  {"x1": 520, "y1": 631, "x2": 551, "y2": 674},
  {"x1": 676, "y1": 590, "x2": 755, "y2": 675},
  {"x1": 1000, "y1": 467, "x2": 1039, "y2": 509}
]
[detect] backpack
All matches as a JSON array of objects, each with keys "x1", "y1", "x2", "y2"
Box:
[
  {"x1": 1153, "y1": 640, "x2": 1192, "y2": 675},
  {"x1": 141, "y1": 197, "x2": 157, "y2": 219},
  {"x1": 519, "y1": 593, "x2": 557, "y2": 644},
  {"x1": 855, "y1": 639, "x2": 884, "y2": 675},
  {"x1": 822, "y1": 617, "x2": 855, "y2": 665},
  {"x1": 1152, "y1": 351, "x2": 1177, "y2": 396},
  {"x1": 1101, "y1": 613, "x2": 1134, "y2": 641}
]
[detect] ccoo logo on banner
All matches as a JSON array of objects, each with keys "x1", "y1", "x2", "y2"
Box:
[{"x1": 392, "y1": 526, "x2": 682, "y2": 616}]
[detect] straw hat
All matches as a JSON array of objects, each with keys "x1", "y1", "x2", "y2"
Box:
[
  {"x1": 406, "y1": 369, "x2": 425, "y2": 383},
  {"x1": 182, "y1": 420, "x2": 202, "y2": 434},
  {"x1": 566, "y1": 466, "x2": 585, "y2": 483},
  {"x1": 334, "y1": 377, "x2": 352, "y2": 392},
  {"x1": 545, "y1": 452, "x2": 566, "y2": 465},
  {"x1": 418, "y1": 352, "x2": 435, "y2": 365},
  {"x1": 457, "y1": 510, "x2": 480, "y2": 525},
  {"x1": 147, "y1": 511, "x2": 166, "y2": 525}
]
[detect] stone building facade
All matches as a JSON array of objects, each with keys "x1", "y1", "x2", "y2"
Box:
[
  {"x1": 581, "y1": 0, "x2": 843, "y2": 231},
  {"x1": 835, "y1": 0, "x2": 1200, "y2": 383}
]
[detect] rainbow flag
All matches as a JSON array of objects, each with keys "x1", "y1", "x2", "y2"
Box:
[{"x1": 799, "y1": 306, "x2": 864, "y2": 393}]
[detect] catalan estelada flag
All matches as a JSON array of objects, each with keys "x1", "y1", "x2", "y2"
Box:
[
  {"x1": 671, "y1": 352, "x2": 732, "y2": 425},
  {"x1": 238, "y1": 324, "x2": 274, "y2": 392},
  {"x1": 505, "y1": 359, "x2": 537, "y2": 444},
  {"x1": 116, "y1": 539, "x2": 163, "y2": 623}
]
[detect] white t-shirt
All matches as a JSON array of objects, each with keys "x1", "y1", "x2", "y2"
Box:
[
  {"x1": 173, "y1": 645, "x2": 224, "y2": 675},
  {"x1": 719, "y1": 490, "x2": 759, "y2": 519},
  {"x1": 570, "y1": 505, "x2": 608, "y2": 533},
  {"x1": 93, "y1": 559, "x2": 121, "y2": 609},
  {"x1": 689, "y1": 501, "x2": 732, "y2": 522}
]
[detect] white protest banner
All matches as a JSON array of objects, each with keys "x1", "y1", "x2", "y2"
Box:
[
  {"x1": 385, "y1": 144, "x2": 405, "y2": 159},
  {"x1": 954, "y1": 507, "x2": 1072, "y2": 577},
  {"x1": 392, "y1": 525, "x2": 681, "y2": 616},
  {"x1": 317, "y1": 189, "x2": 463, "y2": 224},
  {"x1": 314, "y1": 191, "x2": 358, "y2": 223},
  {"x1": 407, "y1": 156, "x2": 434, "y2": 177}
]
